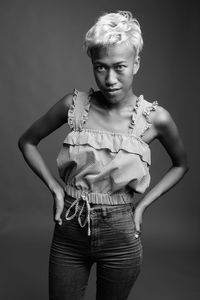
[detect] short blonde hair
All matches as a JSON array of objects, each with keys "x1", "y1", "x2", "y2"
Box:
[{"x1": 84, "y1": 11, "x2": 143, "y2": 57}]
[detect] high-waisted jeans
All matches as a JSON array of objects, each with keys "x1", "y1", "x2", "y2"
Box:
[{"x1": 48, "y1": 195, "x2": 143, "y2": 300}]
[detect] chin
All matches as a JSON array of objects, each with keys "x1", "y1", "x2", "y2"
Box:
[
  {"x1": 103, "y1": 90, "x2": 123, "y2": 102},
  {"x1": 104, "y1": 95, "x2": 121, "y2": 104}
]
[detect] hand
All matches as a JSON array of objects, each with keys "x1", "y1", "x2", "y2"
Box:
[
  {"x1": 51, "y1": 185, "x2": 65, "y2": 226},
  {"x1": 133, "y1": 206, "x2": 144, "y2": 234}
]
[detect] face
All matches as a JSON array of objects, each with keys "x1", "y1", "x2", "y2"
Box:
[{"x1": 91, "y1": 42, "x2": 140, "y2": 105}]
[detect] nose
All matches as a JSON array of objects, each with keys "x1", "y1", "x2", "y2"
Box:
[{"x1": 105, "y1": 69, "x2": 118, "y2": 86}]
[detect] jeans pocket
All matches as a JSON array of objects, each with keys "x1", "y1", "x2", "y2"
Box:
[{"x1": 103, "y1": 208, "x2": 136, "y2": 234}]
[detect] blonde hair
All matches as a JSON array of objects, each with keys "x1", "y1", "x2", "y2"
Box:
[{"x1": 84, "y1": 11, "x2": 143, "y2": 57}]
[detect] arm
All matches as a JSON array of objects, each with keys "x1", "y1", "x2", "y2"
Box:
[
  {"x1": 18, "y1": 93, "x2": 73, "y2": 224},
  {"x1": 134, "y1": 106, "x2": 189, "y2": 232}
]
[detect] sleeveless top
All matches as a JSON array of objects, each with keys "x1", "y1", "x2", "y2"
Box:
[{"x1": 56, "y1": 88, "x2": 158, "y2": 205}]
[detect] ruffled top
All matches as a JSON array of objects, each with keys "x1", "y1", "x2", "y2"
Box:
[{"x1": 56, "y1": 89, "x2": 158, "y2": 205}]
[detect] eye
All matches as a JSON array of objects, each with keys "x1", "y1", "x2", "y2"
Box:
[
  {"x1": 95, "y1": 65, "x2": 106, "y2": 72},
  {"x1": 115, "y1": 65, "x2": 126, "y2": 71}
]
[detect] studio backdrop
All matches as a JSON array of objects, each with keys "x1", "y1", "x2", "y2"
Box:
[{"x1": 0, "y1": 0, "x2": 199, "y2": 300}]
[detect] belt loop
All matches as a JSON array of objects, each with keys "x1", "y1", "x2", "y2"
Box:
[{"x1": 102, "y1": 207, "x2": 107, "y2": 217}]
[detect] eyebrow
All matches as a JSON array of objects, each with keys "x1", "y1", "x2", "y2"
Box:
[{"x1": 93, "y1": 61, "x2": 127, "y2": 66}]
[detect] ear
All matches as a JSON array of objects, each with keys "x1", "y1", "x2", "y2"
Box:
[{"x1": 133, "y1": 56, "x2": 140, "y2": 75}]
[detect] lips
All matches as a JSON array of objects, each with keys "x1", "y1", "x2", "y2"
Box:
[{"x1": 105, "y1": 88, "x2": 121, "y2": 92}]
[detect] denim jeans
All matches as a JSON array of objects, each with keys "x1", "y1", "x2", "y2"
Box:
[{"x1": 49, "y1": 195, "x2": 143, "y2": 300}]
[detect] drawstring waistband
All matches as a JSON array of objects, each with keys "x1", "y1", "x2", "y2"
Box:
[
  {"x1": 65, "y1": 195, "x2": 91, "y2": 236},
  {"x1": 64, "y1": 184, "x2": 134, "y2": 205},
  {"x1": 64, "y1": 185, "x2": 134, "y2": 236}
]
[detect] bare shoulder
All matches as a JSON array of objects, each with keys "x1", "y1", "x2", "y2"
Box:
[
  {"x1": 153, "y1": 106, "x2": 174, "y2": 130},
  {"x1": 56, "y1": 92, "x2": 74, "y2": 110},
  {"x1": 149, "y1": 104, "x2": 181, "y2": 143},
  {"x1": 150, "y1": 104, "x2": 188, "y2": 168},
  {"x1": 45, "y1": 92, "x2": 74, "y2": 122}
]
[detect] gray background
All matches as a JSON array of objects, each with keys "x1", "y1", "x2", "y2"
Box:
[{"x1": 0, "y1": 0, "x2": 199, "y2": 299}]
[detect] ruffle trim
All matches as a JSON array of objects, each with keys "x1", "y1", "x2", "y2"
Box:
[
  {"x1": 140, "y1": 100, "x2": 158, "y2": 137},
  {"x1": 128, "y1": 95, "x2": 143, "y2": 133},
  {"x1": 67, "y1": 88, "x2": 93, "y2": 131},
  {"x1": 143, "y1": 100, "x2": 158, "y2": 123},
  {"x1": 63, "y1": 130, "x2": 151, "y2": 165},
  {"x1": 79, "y1": 88, "x2": 93, "y2": 130},
  {"x1": 67, "y1": 89, "x2": 78, "y2": 130}
]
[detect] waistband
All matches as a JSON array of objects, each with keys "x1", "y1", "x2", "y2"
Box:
[
  {"x1": 64, "y1": 194, "x2": 135, "y2": 237},
  {"x1": 64, "y1": 184, "x2": 134, "y2": 205}
]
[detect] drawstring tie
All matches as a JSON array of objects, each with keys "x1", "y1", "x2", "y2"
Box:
[{"x1": 65, "y1": 195, "x2": 91, "y2": 236}]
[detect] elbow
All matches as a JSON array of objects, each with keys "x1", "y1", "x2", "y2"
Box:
[
  {"x1": 176, "y1": 152, "x2": 190, "y2": 175},
  {"x1": 172, "y1": 161, "x2": 190, "y2": 177},
  {"x1": 184, "y1": 163, "x2": 190, "y2": 174},
  {"x1": 18, "y1": 134, "x2": 38, "y2": 153},
  {"x1": 179, "y1": 161, "x2": 190, "y2": 176},
  {"x1": 18, "y1": 135, "x2": 25, "y2": 152},
  {"x1": 18, "y1": 134, "x2": 30, "y2": 153},
  {"x1": 183, "y1": 153, "x2": 190, "y2": 174}
]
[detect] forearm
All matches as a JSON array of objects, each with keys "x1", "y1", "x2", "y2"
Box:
[
  {"x1": 18, "y1": 142, "x2": 64, "y2": 194},
  {"x1": 137, "y1": 165, "x2": 189, "y2": 211}
]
